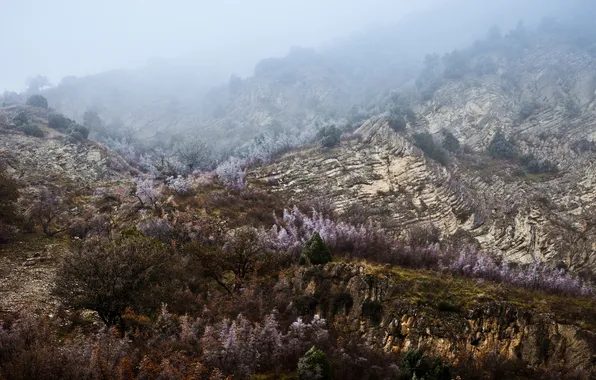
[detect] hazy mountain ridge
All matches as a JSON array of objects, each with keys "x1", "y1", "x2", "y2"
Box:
[{"x1": 253, "y1": 23, "x2": 596, "y2": 276}]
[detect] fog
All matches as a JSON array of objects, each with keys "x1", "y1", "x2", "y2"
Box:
[
  {"x1": 1, "y1": 0, "x2": 435, "y2": 91},
  {"x1": 0, "y1": 0, "x2": 568, "y2": 92}
]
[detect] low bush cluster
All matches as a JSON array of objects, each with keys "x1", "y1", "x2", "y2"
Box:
[
  {"x1": 518, "y1": 153, "x2": 558, "y2": 174},
  {"x1": 53, "y1": 234, "x2": 177, "y2": 328},
  {"x1": 488, "y1": 130, "x2": 517, "y2": 159},
  {"x1": 412, "y1": 132, "x2": 450, "y2": 166},
  {"x1": 12, "y1": 111, "x2": 29, "y2": 126},
  {"x1": 25, "y1": 94, "x2": 48, "y2": 109},
  {"x1": 317, "y1": 125, "x2": 342, "y2": 148},
  {"x1": 441, "y1": 129, "x2": 460, "y2": 152},
  {"x1": 20, "y1": 123, "x2": 44, "y2": 137},
  {"x1": 48, "y1": 113, "x2": 89, "y2": 141}
]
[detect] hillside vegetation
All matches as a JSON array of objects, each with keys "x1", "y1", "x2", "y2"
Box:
[{"x1": 2, "y1": 5, "x2": 596, "y2": 380}]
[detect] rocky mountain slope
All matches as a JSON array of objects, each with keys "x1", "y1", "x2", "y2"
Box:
[
  {"x1": 0, "y1": 104, "x2": 138, "y2": 313},
  {"x1": 0, "y1": 105, "x2": 136, "y2": 187},
  {"x1": 253, "y1": 28, "x2": 596, "y2": 276},
  {"x1": 1, "y1": 104, "x2": 596, "y2": 378}
]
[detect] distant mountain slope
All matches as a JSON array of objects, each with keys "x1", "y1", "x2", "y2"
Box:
[
  {"x1": 253, "y1": 21, "x2": 596, "y2": 276},
  {"x1": 40, "y1": 42, "x2": 420, "y2": 147},
  {"x1": 28, "y1": 0, "x2": 573, "y2": 151},
  {"x1": 41, "y1": 62, "x2": 222, "y2": 139}
]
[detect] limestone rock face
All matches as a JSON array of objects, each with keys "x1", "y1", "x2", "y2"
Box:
[
  {"x1": 254, "y1": 111, "x2": 596, "y2": 273},
  {"x1": 253, "y1": 40, "x2": 596, "y2": 274},
  {"x1": 291, "y1": 263, "x2": 596, "y2": 377}
]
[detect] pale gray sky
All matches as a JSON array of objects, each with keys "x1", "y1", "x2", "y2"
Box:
[
  {"x1": 0, "y1": 0, "x2": 436, "y2": 91},
  {"x1": 0, "y1": 0, "x2": 567, "y2": 92}
]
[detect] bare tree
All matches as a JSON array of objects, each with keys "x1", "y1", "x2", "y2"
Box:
[
  {"x1": 26, "y1": 187, "x2": 68, "y2": 236},
  {"x1": 53, "y1": 235, "x2": 177, "y2": 329},
  {"x1": 133, "y1": 178, "x2": 162, "y2": 211},
  {"x1": 186, "y1": 226, "x2": 271, "y2": 294},
  {"x1": 175, "y1": 135, "x2": 211, "y2": 173}
]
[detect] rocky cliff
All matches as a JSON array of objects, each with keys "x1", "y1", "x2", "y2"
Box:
[
  {"x1": 253, "y1": 35, "x2": 596, "y2": 275},
  {"x1": 290, "y1": 263, "x2": 596, "y2": 378}
]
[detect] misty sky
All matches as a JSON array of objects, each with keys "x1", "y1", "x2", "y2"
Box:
[
  {"x1": 1, "y1": 0, "x2": 437, "y2": 91},
  {"x1": 1, "y1": 0, "x2": 570, "y2": 92}
]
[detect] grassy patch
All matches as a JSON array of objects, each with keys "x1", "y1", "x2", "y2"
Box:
[{"x1": 175, "y1": 183, "x2": 290, "y2": 228}]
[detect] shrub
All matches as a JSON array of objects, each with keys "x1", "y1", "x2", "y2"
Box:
[
  {"x1": 413, "y1": 132, "x2": 449, "y2": 166},
  {"x1": 268, "y1": 208, "x2": 593, "y2": 297},
  {"x1": 133, "y1": 178, "x2": 162, "y2": 210},
  {"x1": 25, "y1": 94, "x2": 48, "y2": 109},
  {"x1": 53, "y1": 234, "x2": 177, "y2": 328},
  {"x1": 223, "y1": 226, "x2": 274, "y2": 287},
  {"x1": 66, "y1": 131, "x2": 84, "y2": 143},
  {"x1": 437, "y1": 299, "x2": 462, "y2": 312},
  {"x1": 185, "y1": 225, "x2": 276, "y2": 294},
  {"x1": 244, "y1": 130, "x2": 308, "y2": 165},
  {"x1": 317, "y1": 125, "x2": 342, "y2": 148},
  {"x1": 388, "y1": 114, "x2": 407, "y2": 133},
  {"x1": 387, "y1": 92, "x2": 415, "y2": 131},
  {"x1": 519, "y1": 154, "x2": 558, "y2": 174},
  {"x1": 25, "y1": 187, "x2": 67, "y2": 236},
  {"x1": 449, "y1": 248, "x2": 592, "y2": 296},
  {"x1": 401, "y1": 350, "x2": 452, "y2": 380},
  {"x1": 474, "y1": 56, "x2": 498, "y2": 76},
  {"x1": 20, "y1": 123, "x2": 44, "y2": 137},
  {"x1": 407, "y1": 224, "x2": 441, "y2": 248},
  {"x1": 488, "y1": 130, "x2": 517, "y2": 159},
  {"x1": 83, "y1": 110, "x2": 103, "y2": 131},
  {"x1": 298, "y1": 346, "x2": 332, "y2": 380},
  {"x1": 67, "y1": 218, "x2": 89, "y2": 239},
  {"x1": 518, "y1": 101, "x2": 537, "y2": 121},
  {"x1": 441, "y1": 130, "x2": 460, "y2": 152},
  {"x1": 48, "y1": 113, "x2": 73, "y2": 132},
  {"x1": 166, "y1": 175, "x2": 193, "y2": 196},
  {"x1": 571, "y1": 138, "x2": 596, "y2": 153},
  {"x1": 216, "y1": 157, "x2": 246, "y2": 190},
  {"x1": 300, "y1": 232, "x2": 333, "y2": 265},
  {"x1": 68, "y1": 123, "x2": 89, "y2": 139},
  {"x1": 443, "y1": 49, "x2": 470, "y2": 79},
  {"x1": 268, "y1": 207, "x2": 395, "y2": 263},
  {"x1": 137, "y1": 218, "x2": 175, "y2": 245},
  {"x1": 12, "y1": 111, "x2": 28, "y2": 126},
  {"x1": 140, "y1": 147, "x2": 182, "y2": 179},
  {"x1": 0, "y1": 221, "x2": 16, "y2": 244},
  {"x1": 416, "y1": 54, "x2": 443, "y2": 100},
  {"x1": 0, "y1": 315, "x2": 97, "y2": 380},
  {"x1": 175, "y1": 136, "x2": 211, "y2": 173}
]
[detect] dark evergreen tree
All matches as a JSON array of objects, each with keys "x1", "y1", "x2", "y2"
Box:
[
  {"x1": 413, "y1": 132, "x2": 449, "y2": 166},
  {"x1": 301, "y1": 232, "x2": 333, "y2": 265},
  {"x1": 488, "y1": 130, "x2": 517, "y2": 159},
  {"x1": 442, "y1": 130, "x2": 461, "y2": 152},
  {"x1": 298, "y1": 346, "x2": 332, "y2": 380}
]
